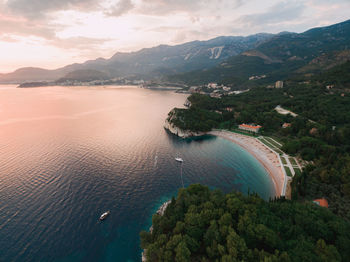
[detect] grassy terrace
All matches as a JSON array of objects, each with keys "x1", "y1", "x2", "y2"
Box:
[
  {"x1": 258, "y1": 137, "x2": 274, "y2": 148},
  {"x1": 289, "y1": 157, "x2": 297, "y2": 166},
  {"x1": 294, "y1": 168, "x2": 302, "y2": 176},
  {"x1": 281, "y1": 157, "x2": 287, "y2": 165},
  {"x1": 228, "y1": 128, "x2": 257, "y2": 137},
  {"x1": 258, "y1": 138, "x2": 284, "y2": 155},
  {"x1": 284, "y1": 166, "x2": 293, "y2": 177},
  {"x1": 264, "y1": 137, "x2": 282, "y2": 149}
]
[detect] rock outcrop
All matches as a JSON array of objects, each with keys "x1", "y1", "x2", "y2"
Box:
[
  {"x1": 164, "y1": 108, "x2": 205, "y2": 138},
  {"x1": 164, "y1": 119, "x2": 205, "y2": 138},
  {"x1": 142, "y1": 201, "x2": 172, "y2": 262}
]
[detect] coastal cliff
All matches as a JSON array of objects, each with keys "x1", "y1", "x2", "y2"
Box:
[
  {"x1": 164, "y1": 108, "x2": 205, "y2": 138},
  {"x1": 142, "y1": 201, "x2": 171, "y2": 262}
]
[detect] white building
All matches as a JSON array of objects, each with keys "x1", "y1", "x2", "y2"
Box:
[
  {"x1": 275, "y1": 81, "x2": 284, "y2": 88},
  {"x1": 207, "y1": 83, "x2": 218, "y2": 89},
  {"x1": 238, "y1": 124, "x2": 262, "y2": 133}
]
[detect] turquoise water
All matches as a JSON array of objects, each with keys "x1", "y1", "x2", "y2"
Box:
[{"x1": 0, "y1": 86, "x2": 274, "y2": 261}]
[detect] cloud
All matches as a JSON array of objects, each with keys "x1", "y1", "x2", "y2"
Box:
[
  {"x1": 135, "y1": 0, "x2": 244, "y2": 16},
  {"x1": 5, "y1": 0, "x2": 101, "y2": 18},
  {"x1": 105, "y1": 0, "x2": 134, "y2": 17},
  {"x1": 171, "y1": 29, "x2": 211, "y2": 44},
  {"x1": 51, "y1": 36, "x2": 113, "y2": 50},
  {"x1": 237, "y1": 1, "x2": 305, "y2": 28},
  {"x1": 0, "y1": 15, "x2": 58, "y2": 39}
]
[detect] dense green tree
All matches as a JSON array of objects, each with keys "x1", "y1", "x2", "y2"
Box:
[
  {"x1": 175, "y1": 241, "x2": 191, "y2": 262},
  {"x1": 140, "y1": 185, "x2": 350, "y2": 261}
]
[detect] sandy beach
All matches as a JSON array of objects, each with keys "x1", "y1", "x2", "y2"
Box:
[{"x1": 209, "y1": 130, "x2": 286, "y2": 197}]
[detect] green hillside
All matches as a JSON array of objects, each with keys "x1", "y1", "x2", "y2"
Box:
[
  {"x1": 141, "y1": 184, "x2": 350, "y2": 261},
  {"x1": 315, "y1": 61, "x2": 350, "y2": 88}
]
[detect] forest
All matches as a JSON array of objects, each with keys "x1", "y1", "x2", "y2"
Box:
[{"x1": 140, "y1": 184, "x2": 350, "y2": 261}]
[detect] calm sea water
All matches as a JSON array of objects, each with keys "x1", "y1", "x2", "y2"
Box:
[{"x1": 0, "y1": 85, "x2": 274, "y2": 262}]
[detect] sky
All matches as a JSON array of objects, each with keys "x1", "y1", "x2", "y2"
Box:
[{"x1": 0, "y1": 0, "x2": 349, "y2": 73}]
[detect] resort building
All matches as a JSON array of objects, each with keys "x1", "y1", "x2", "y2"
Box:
[
  {"x1": 189, "y1": 86, "x2": 200, "y2": 93},
  {"x1": 207, "y1": 83, "x2": 218, "y2": 89},
  {"x1": 313, "y1": 198, "x2": 329, "y2": 208},
  {"x1": 275, "y1": 81, "x2": 284, "y2": 88},
  {"x1": 238, "y1": 124, "x2": 262, "y2": 133}
]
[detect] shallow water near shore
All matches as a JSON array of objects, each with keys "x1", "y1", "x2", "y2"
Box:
[{"x1": 0, "y1": 85, "x2": 274, "y2": 261}]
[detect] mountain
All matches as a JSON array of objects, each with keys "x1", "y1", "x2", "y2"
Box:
[
  {"x1": 56, "y1": 69, "x2": 109, "y2": 82},
  {"x1": 0, "y1": 67, "x2": 68, "y2": 83},
  {"x1": 297, "y1": 50, "x2": 350, "y2": 73},
  {"x1": 0, "y1": 34, "x2": 273, "y2": 84},
  {"x1": 170, "y1": 19, "x2": 350, "y2": 87},
  {"x1": 2, "y1": 19, "x2": 349, "y2": 85},
  {"x1": 315, "y1": 60, "x2": 350, "y2": 88}
]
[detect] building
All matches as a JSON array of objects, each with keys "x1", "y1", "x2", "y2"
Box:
[
  {"x1": 313, "y1": 198, "x2": 328, "y2": 208},
  {"x1": 282, "y1": 123, "x2": 292, "y2": 128},
  {"x1": 210, "y1": 93, "x2": 222, "y2": 98},
  {"x1": 249, "y1": 75, "x2": 266, "y2": 80},
  {"x1": 275, "y1": 81, "x2": 284, "y2": 88},
  {"x1": 238, "y1": 124, "x2": 262, "y2": 133},
  {"x1": 189, "y1": 86, "x2": 200, "y2": 93},
  {"x1": 207, "y1": 83, "x2": 218, "y2": 89}
]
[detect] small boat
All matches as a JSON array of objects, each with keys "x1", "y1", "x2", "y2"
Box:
[
  {"x1": 175, "y1": 157, "x2": 183, "y2": 162},
  {"x1": 99, "y1": 211, "x2": 110, "y2": 221}
]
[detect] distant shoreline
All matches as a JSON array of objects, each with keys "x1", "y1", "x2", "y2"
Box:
[{"x1": 209, "y1": 130, "x2": 286, "y2": 197}]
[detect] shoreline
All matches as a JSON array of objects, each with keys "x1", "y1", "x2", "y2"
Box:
[
  {"x1": 142, "y1": 200, "x2": 171, "y2": 262},
  {"x1": 209, "y1": 130, "x2": 286, "y2": 197}
]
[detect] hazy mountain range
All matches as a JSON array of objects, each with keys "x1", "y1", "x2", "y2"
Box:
[
  {"x1": 0, "y1": 19, "x2": 349, "y2": 85},
  {"x1": 0, "y1": 33, "x2": 273, "y2": 83}
]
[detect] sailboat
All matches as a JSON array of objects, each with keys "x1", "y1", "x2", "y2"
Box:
[
  {"x1": 99, "y1": 211, "x2": 110, "y2": 221},
  {"x1": 175, "y1": 157, "x2": 183, "y2": 162}
]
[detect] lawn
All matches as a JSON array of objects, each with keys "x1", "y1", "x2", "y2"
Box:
[
  {"x1": 228, "y1": 128, "x2": 257, "y2": 137},
  {"x1": 289, "y1": 157, "x2": 297, "y2": 166},
  {"x1": 265, "y1": 137, "x2": 282, "y2": 149},
  {"x1": 294, "y1": 168, "x2": 302, "y2": 175},
  {"x1": 284, "y1": 166, "x2": 293, "y2": 177},
  {"x1": 281, "y1": 157, "x2": 287, "y2": 165}
]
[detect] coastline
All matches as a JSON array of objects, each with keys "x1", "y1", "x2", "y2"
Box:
[
  {"x1": 208, "y1": 130, "x2": 286, "y2": 197},
  {"x1": 142, "y1": 200, "x2": 171, "y2": 262},
  {"x1": 164, "y1": 117, "x2": 205, "y2": 138}
]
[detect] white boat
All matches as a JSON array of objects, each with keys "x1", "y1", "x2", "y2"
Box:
[
  {"x1": 175, "y1": 157, "x2": 183, "y2": 162},
  {"x1": 99, "y1": 211, "x2": 110, "y2": 221}
]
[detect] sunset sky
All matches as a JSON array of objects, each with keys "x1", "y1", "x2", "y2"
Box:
[{"x1": 0, "y1": 0, "x2": 349, "y2": 73}]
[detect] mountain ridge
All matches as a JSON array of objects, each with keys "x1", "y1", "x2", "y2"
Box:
[
  {"x1": 0, "y1": 33, "x2": 275, "y2": 83},
  {"x1": 1, "y1": 19, "x2": 349, "y2": 84},
  {"x1": 169, "y1": 19, "x2": 350, "y2": 87}
]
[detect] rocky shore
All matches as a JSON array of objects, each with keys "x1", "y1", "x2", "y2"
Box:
[
  {"x1": 163, "y1": 115, "x2": 206, "y2": 138},
  {"x1": 142, "y1": 200, "x2": 171, "y2": 262}
]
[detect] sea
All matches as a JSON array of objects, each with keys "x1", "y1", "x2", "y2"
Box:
[{"x1": 0, "y1": 85, "x2": 275, "y2": 261}]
